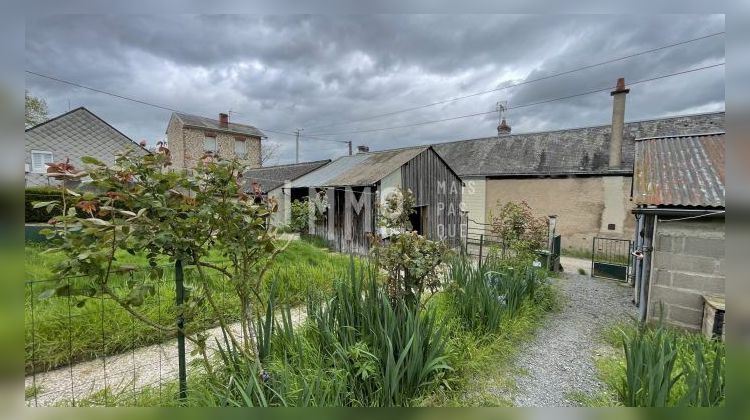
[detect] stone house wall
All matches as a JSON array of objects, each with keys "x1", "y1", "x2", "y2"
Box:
[{"x1": 167, "y1": 116, "x2": 262, "y2": 170}]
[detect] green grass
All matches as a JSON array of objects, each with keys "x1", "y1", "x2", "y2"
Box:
[
  {"x1": 25, "y1": 239, "x2": 355, "y2": 373},
  {"x1": 577, "y1": 268, "x2": 587, "y2": 275},
  {"x1": 418, "y1": 277, "x2": 561, "y2": 407}
]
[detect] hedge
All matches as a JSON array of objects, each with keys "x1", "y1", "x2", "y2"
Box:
[{"x1": 25, "y1": 186, "x2": 76, "y2": 223}]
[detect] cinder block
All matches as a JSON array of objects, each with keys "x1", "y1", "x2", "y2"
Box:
[
  {"x1": 669, "y1": 254, "x2": 719, "y2": 275},
  {"x1": 652, "y1": 251, "x2": 672, "y2": 269},
  {"x1": 671, "y1": 272, "x2": 725, "y2": 294},
  {"x1": 667, "y1": 305, "x2": 704, "y2": 329},
  {"x1": 649, "y1": 285, "x2": 702, "y2": 311},
  {"x1": 683, "y1": 237, "x2": 725, "y2": 259},
  {"x1": 653, "y1": 268, "x2": 672, "y2": 286}
]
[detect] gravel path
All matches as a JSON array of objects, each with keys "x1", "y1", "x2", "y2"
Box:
[
  {"x1": 510, "y1": 265, "x2": 635, "y2": 407},
  {"x1": 25, "y1": 307, "x2": 307, "y2": 406}
]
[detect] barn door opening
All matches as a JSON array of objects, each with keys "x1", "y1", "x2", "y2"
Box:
[{"x1": 409, "y1": 205, "x2": 428, "y2": 236}]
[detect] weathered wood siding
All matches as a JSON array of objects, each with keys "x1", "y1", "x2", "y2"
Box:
[
  {"x1": 310, "y1": 187, "x2": 377, "y2": 254},
  {"x1": 401, "y1": 148, "x2": 463, "y2": 247}
]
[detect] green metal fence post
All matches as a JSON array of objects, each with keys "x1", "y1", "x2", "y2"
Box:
[{"x1": 175, "y1": 259, "x2": 187, "y2": 401}]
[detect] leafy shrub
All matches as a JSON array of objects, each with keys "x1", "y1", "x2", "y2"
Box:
[{"x1": 488, "y1": 201, "x2": 547, "y2": 261}]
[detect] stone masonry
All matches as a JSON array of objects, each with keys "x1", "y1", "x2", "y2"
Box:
[
  {"x1": 648, "y1": 218, "x2": 725, "y2": 330},
  {"x1": 166, "y1": 114, "x2": 262, "y2": 171}
]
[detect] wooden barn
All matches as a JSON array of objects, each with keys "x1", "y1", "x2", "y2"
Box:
[{"x1": 290, "y1": 146, "x2": 463, "y2": 254}]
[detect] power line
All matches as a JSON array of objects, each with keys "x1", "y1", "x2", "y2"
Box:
[
  {"x1": 304, "y1": 31, "x2": 725, "y2": 131},
  {"x1": 304, "y1": 62, "x2": 725, "y2": 136},
  {"x1": 24, "y1": 70, "x2": 348, "y2": 146}
]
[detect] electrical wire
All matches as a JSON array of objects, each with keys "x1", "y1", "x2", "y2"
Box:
[
  {"x1": 305, "y1": 62, "x2": 725, "y2": 136},
  {"x1": 304, "y1": 31, "x2": 725, "y2": 131},
  {"x1": 24, "y1": 70, "x2": 349, "y2": 146}
]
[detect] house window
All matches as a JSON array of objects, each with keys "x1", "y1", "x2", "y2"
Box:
[
  {"x1": 30, "y1": 150, "x2": 53, "y2": 173},
  {"x1": 204, "y1": 136, "x2": 217, "y2": 153},
  {"x1": 234, "y1": 138, "x2": 247, "y2": 157}
]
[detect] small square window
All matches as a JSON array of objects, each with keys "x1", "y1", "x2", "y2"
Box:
[
  {"x1": 234, "y1": 139, "x2": 246, "y2": 156},
  {"x1": 204, "y1": 136, "x2": 217, "y2": 152},
  {"x1": 608, "y1": 223, "x2": 616, "y2": 231},
  {"x1": 31, "y1": 151, "x2": 53, "y2": 173}
]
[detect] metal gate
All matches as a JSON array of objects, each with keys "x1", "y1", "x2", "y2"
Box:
[{"x1": 591, "y1": 237, "x2": 632, "y2": 281}]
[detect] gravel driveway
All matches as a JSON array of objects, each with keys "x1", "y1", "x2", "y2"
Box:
[{"x1": 510, "y1": 266, "x2": 635, "y2": 407}]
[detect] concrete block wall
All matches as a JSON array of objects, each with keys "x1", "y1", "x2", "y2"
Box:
[{"x1": 648, "y1": 218, "x2": 725, "y2": 330}]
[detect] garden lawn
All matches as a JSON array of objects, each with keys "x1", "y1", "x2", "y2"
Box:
[{"x1": 25, "y1": 238, "x2": 354, "y2": 373}]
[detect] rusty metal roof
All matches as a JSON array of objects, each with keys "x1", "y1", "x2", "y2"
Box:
[
  {"x1": 292, "y1": 146, "x2": 429, "y2": 187},
  {"x1": 633, "y1": 132, "x2": 725, "y2": 208}
]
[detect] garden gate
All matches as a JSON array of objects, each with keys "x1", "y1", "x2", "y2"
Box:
[{"x1": 591, "y1": 237, "x2": 632, "y2": 281}]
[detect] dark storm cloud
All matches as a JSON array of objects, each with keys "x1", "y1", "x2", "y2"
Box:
[{"x1": 25, "y1": 14, "x2": 724, "y2": 164}]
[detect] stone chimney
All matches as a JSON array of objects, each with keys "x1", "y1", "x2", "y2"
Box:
[
  {"x1": 357, "y1": 145, "x2": 370, "y2": 153},
  {"x1": 609, "y1": 77, "x2": 629, "y2": 168},
  {"x1": 219, "y1": 112, "x2": 229, "y2": 127},
  {"x1": 497, "y1": 118, "x2": 511, "y2": 136}
]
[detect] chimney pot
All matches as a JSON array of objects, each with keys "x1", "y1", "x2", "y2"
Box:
[
  {"x1": 611, "y1": 77, "x2": 630, "y2": 96},
  {"x1": 357, "y1": 145, "x2": 369, "y2": 153},
  {"x1": 497, "y1": 118, "x2": 511, "y2": 136},
  {"x1": 219, "y1": 113, "x2": 229, "y2": 127}
]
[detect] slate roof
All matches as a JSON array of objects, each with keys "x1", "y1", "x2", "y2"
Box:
[
  {"x1": 292, "y1": 146, "x2": 430, "y2": 187},
  {"x1": 172, "y1": 112, "x2": 265, "y2": 138},
  {"x1": 633, "y1": 132, "x2": 725, "y2": 208},
  {"x1": 243, "y1": 159, "x2": 331, "y2": 193},
  {"x1": 25, "y1": 107, "x2": 150, "y2": 186},
  {"x1": 432, "y1": 111, "x2": 725, "y2": 177}
]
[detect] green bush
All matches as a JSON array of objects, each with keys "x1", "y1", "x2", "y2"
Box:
[{"x1": 25, "y1": 187, "x2": 66, "y2": 223}]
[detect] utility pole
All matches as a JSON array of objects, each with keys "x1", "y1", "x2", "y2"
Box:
[
  {"x1": 347, "y1": 140, "x2": 352, "y2": 156},
  {"x1": 295, "y1": 128, "x2": 303, "y2": 163}
]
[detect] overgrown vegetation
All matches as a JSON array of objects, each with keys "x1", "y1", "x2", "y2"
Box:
[
  {"x1": 25, "y1": 240, "x2": 353, "y2": 373},
  {"x1": 596, "y1": 316, "x2": 726, "y2": 407}
]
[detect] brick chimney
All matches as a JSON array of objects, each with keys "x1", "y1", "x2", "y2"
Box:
[
  {"x1": 357, "y1": 145, "x2": 370, "y2": 153},
  {"x1": 219, "y1": 112, "x2": 229, "y2": 127},
  {"x1": 609, "y1": 77, "x2": 629, "y2": 168}
]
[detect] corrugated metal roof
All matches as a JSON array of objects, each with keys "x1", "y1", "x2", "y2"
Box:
[
  {"x1": 242, "y1": 159, "x2": 330, "y2": 193},
  {"x1": 174, "y1": 112, "x2": 265, "y2": 138},
  {"x1": 633, "y1": 132, "x2": 725, "y2": 208},
  {"x1": 292, "y1": 146, "x2": 429, "y2": 187}
]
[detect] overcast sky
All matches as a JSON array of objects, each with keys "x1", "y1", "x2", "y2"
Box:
[{"x1": 25, "y1": 14, "x2": 725, "y2": 164}]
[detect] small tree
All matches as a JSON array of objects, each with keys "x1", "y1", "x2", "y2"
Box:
[
  {"x1": 489, "y1": 200, "x2": 547, "y2": 261},
  {"x1": 36, "y1": 149, "x2": 285, "y2": 373},
  {"x1": 25, "y1": 90, "x2": 48, "y2": 127},
  {"x1": 369, "y1": 188, "x2": 449, "y2": 309}
]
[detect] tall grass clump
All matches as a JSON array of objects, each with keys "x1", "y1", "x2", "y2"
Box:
[
  {"x1": 199, "y1": 257, "x2": 452, "y2": 407},
  {"x1": 616, "y1": 311, "x2": 725, "y2": 407},
  {"x1": 445, "y1": 256, "x2": 542, "y2": 333}
]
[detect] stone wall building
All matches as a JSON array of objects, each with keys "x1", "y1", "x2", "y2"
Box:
[
  {"x1": 630, "y1": 133, "x2": 725, "y2": 331},
  {"x1": 166, "y1": 112, "x2": 265, "y2": 171},
  {"x1": 434, "y1": 78, "x2": 725, "y2": 251}
]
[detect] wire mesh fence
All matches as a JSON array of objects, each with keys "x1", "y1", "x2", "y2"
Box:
[{"x1": 24, "y1": 261, "x2": 308, "y2": 407}]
